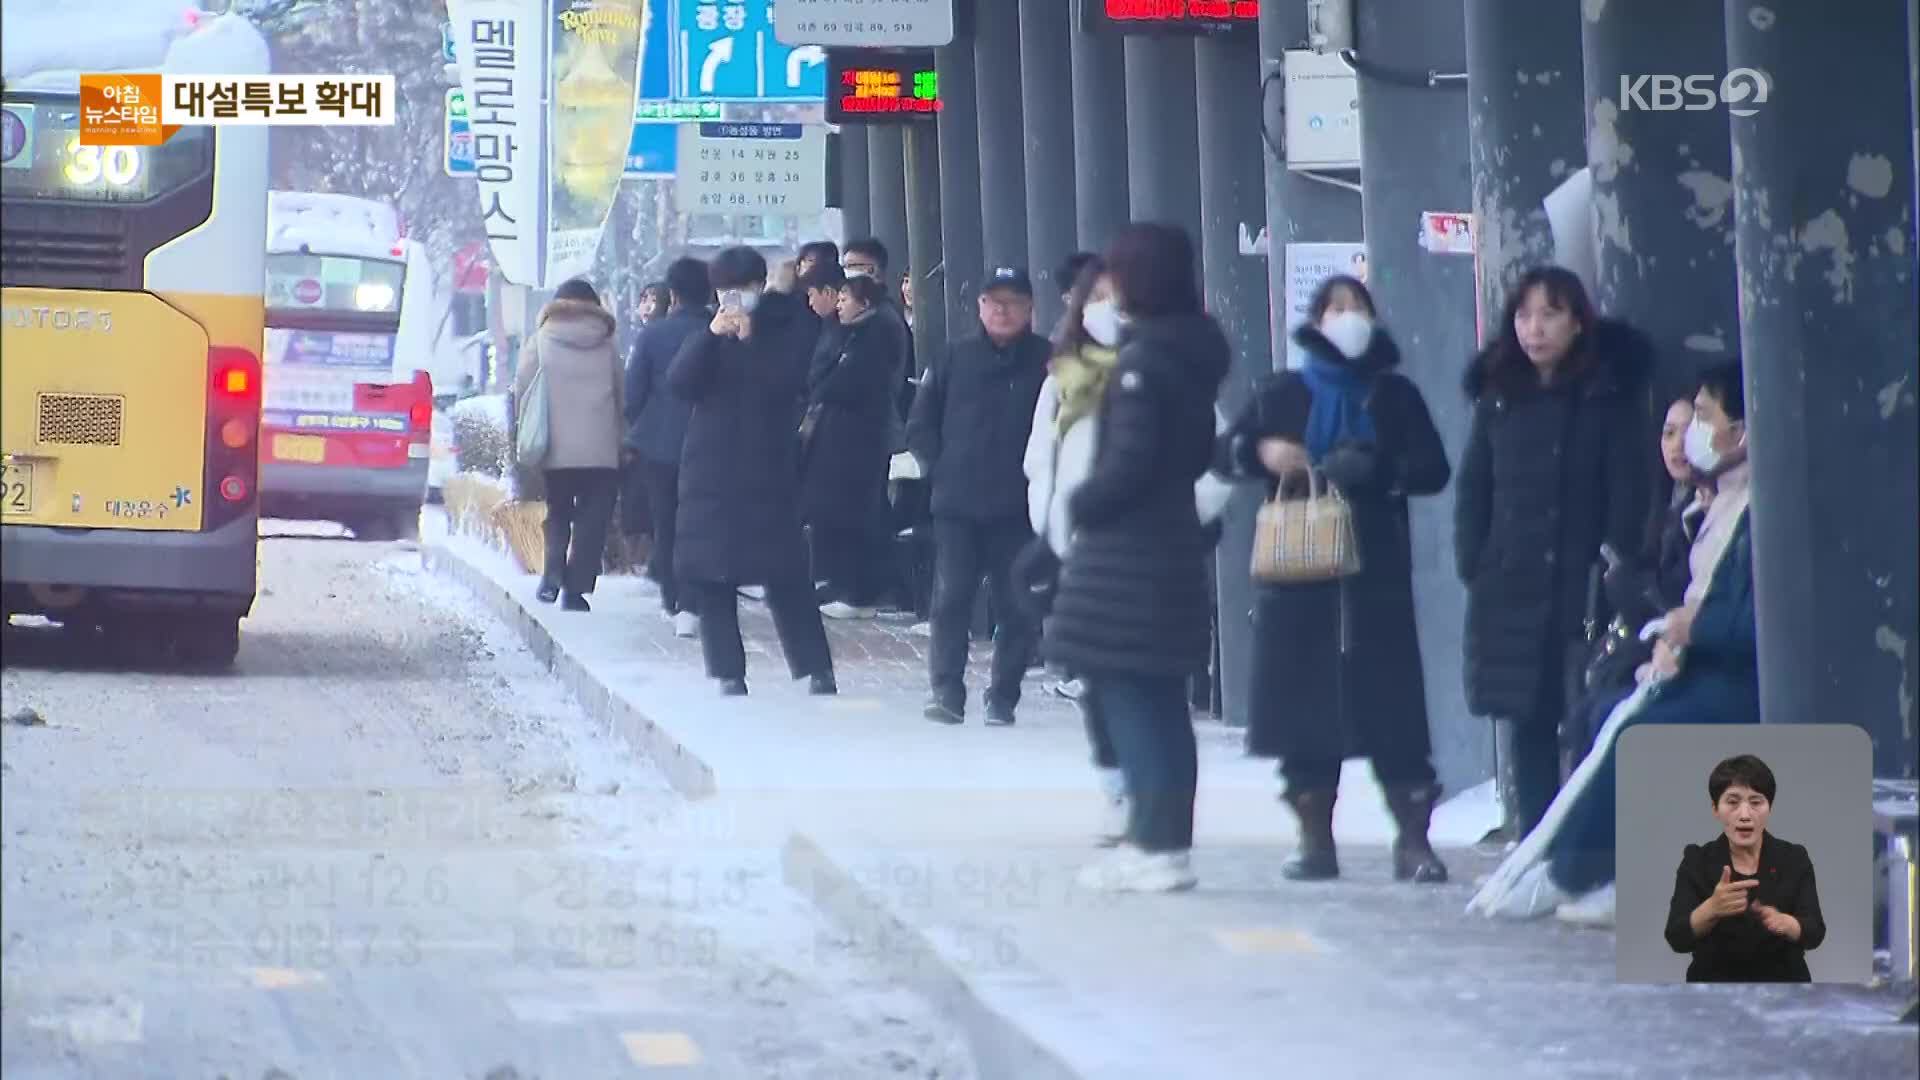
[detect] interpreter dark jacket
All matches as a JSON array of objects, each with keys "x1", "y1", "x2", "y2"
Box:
[
  {"x1": 905, "y1": 326, "x2": 1051, "y2": 521},
  {"x1": 1665, "y1": 831, "x2": 1824, "y2": 983},
  {"x1": 624, "y1": 306, "x2": 705, "y2": 466}
]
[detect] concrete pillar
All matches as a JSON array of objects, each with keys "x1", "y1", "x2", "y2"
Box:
[
  {"x1": 975, "y1": 0, "x2": 1029, "y2": 271},
  {"x1": 1070, "y1": 19, "x2": 1130, "y2": 254},
  {"x1": 867, "y1": 126, "x2": 910, "y2": 277},
  {"x1": 1727, "y1": 0, "x2": 1919, "y2": 778},
  {"x1": 1465, "y1": 0, "x2": 1586, "y2": 338},
  {"x1": 936, "y1": 38, "x2": 986, "y2": 341},
  {"x1": 1219, "y1": 0, "x2": 1367, "y2": 734},
  {"x1": 1582, "y1": 0, "x2": 1738, "y2": 383},
  {"x1": 1018, "y1": 0, "x2": 1079, "y2": 328},
  {"x1": 1197, "y1": 30, "x2": 1273, "y2": 723},
  {"x1": 838, "y1": 125, "x2": 872, "y2": 244},
  {"x1": 1354, "y1": 0, "x2": 1486, "y2": 797},
  {"x1": 905, "y1": 123, "x2": 945, "y2": 375},
  {"x1": 1123, "y1": 36, "x2": 1202, "y2": 244}
]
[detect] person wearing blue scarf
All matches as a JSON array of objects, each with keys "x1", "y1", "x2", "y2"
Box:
[{"x1": 1218, "y1": 273, "x2": 1454, "y2": 886}]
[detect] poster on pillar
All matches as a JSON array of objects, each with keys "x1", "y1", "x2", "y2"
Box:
[
  {"x1": 1282, "y1": 242, "x2": 1367, "y2": 371},
  {"x1": 448, "y1": 0, "x2": 647, "y2": 287}
]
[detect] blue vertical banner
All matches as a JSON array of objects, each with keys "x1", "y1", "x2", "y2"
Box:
[{"x1": 676, "y1": 0, "x2": 827, "y2": 102}]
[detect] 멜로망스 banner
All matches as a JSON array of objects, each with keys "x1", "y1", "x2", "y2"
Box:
[{"x1": 448, "y1": 0, "x2": 647, "y2": 287}]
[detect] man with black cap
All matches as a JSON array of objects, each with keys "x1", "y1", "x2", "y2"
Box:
[{"x1": 906, "y1": 266, "x2": 1052, "y2": 725}]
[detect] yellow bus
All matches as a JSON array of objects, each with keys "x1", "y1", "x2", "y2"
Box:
[{"x1": 0, "y1": 9, "x2": 271, "y2": 669}]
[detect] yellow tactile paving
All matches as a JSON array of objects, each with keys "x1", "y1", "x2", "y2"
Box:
[
  {"x1": 246, "y1": 967, "x2": 328, "y2": 990},
  {"x1": 1211, "y1": 926, "x2": 1328, "y2": 954},
  {"x1": 621, "y1": 1030, "x2": 704, "y2": 1067}
]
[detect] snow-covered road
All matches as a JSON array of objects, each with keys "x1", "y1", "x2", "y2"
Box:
[{"x1": 0, "y1": 532, "x2": 971, "y2": 1078}]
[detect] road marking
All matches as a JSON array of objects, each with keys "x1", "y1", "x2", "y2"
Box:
[
  {"x1": 247, "y1": 967, "x2": 328, "y2": 990},
  {"x1": 25, "y1": 999, "x2": 144, "y2": 1044},
  {"x1": 622, "y1": 1030, "x2": 703, "y2": 1066},
  {"x1": 822, "y1": 697, "x2": 886, "y2": 713},
  {"x1": 1212, "y1": 927, "x2": 1328, "y2": 954}
]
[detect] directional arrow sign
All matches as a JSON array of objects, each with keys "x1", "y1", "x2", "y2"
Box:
[
  {"x1": 699, "y1": 36, "x2": 735, "y2": 95},
  {"x1": 787, "y1": 45, "x2": 825, "y2": 89},
  {"x1": 676, "y1": 0, "x2": 827, "y2": 102}
]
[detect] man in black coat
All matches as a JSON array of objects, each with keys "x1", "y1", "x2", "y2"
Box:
[
  {"x1": 625, "y1": 256, "x2": 711, "y2": 631},
  {"x1": 668, "y1": 246, "x2": 837, "y2": 697},
  {"x1": 906, "y1": 267, "x2": 1051, "y2": 726}
]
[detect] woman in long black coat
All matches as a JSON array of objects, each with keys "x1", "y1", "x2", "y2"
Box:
[
  {"x1": 1454, "y1": 265, "x2": 1653, "y2": 844},
  {"x1": 1220, "y1": 275, "x2": 1453, "y2": 884},
  {"x1": 669, "y1": 246, "x2": 837, "y2": 697},
  {"x1": 799, "y1": 274, "x2": 907, "y2": 612}
]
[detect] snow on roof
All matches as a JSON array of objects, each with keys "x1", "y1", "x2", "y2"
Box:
[
  {"x1": 268, "y1": 191, "x2": 404, "y2": 259},
  {"x1": 2, "y1": 6, "x2": 268, "y2": 91}
]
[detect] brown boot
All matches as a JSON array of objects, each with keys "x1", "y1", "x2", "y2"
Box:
[
  {"x1": 1280, "y1": 789, "x2": 1339, "y2": 881},
  {"x1": 1384, "y1": 783, "x2": 1449, "y2": 884}
]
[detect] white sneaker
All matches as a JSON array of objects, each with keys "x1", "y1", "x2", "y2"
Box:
[
  {"x1": 1554, "y1": 883, "x2": 1616, "y2": 927},
  {"x1": 819, "y1": 601, "x2": 877, "y2": 620},
  {"x1": 1481, "y1": 861, "x2": 1570, "y2": 920},
  {"x1": 1076, "y1": 846, "x2": 1197, "y2": 893},
  {"x1": 737, "y1": 585, "x2": 766, "y2": 601},
  {"x1": 672, "y1": 611, "x2": 699, "y2": 639},
  {"x1": 1053, "y1": 678, "x2": 1088, "y2": 701}
]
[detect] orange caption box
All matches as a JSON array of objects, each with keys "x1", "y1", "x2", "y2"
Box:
[{"x1": 78, "y1": 74, "x2": 180, "y2": 147}]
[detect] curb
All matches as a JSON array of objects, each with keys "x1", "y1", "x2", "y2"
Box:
[{"x1": 422, "y1": 539, "x2": 1090, "y2": 1079}]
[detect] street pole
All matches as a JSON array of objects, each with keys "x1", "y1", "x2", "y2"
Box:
[
  {"x1": 1018, "y1": 0, "x2": 1079, "y2": 329},
  {"x1": 1465, "y1": 0, "x2": 1584, "y2": 339},
  {"x1": 1196, "y1": 28, "x2": 1272, "y2": 721},
  {"x1": 838, "y1": 125, "x2": 872, "y2": 245},
  {"x1": 905, "y1": 123, "x2": 945, "y2": 375},
  {"x1": 1582, "y1": 0, "x2": 1739, "y2": 387},
  {"x1": 937, "y1": 35, "x2": 987, "y2": 342},
  {"x1": 867, "y1": 126, "x2": 911, "y2": 273},
  {"x1": 1123, "y1": 35, "x2": 1202, "y2": 244},
  {"x1": 974, "y1": 0, "x2": 1029, "y2": 271},
  {"x1": 1069, "y1": 16, "x2": 1129, "y2": 254},
  {"x1": 1352, "y1": 0, "x2": 1485, "y2": 799},
  {"x1": 1727, "y1": 0, "x2": 1919, "y2": 778}
]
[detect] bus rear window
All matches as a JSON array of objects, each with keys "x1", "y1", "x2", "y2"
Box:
[
  {"x1": 0, "y1": 95, "x2": 211, "y2": 204},
  {"x1": 266, "y1": 253, "x2": 405, "y2": 314}
]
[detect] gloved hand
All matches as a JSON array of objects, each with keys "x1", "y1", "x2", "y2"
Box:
[{"x1": 1317, "y1": 442, "x2": 1378, "y2": 490}]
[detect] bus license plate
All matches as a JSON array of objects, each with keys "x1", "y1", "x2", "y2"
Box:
[
  {"x1": 273, "y1": 434, "x2": 327, "y2": 464},
  {"x1": 1, "y1": 461, "x2": 34, "y2": 516}
]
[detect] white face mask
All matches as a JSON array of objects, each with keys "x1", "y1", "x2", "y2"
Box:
[
  {"x1": 730, "y1": 287, "x2": 762, "y2": 314},
  {"x1": 842, "y1": 266, "x2": 873, "y2": 280},
  {"x1": 1318, "y1": 310, "x2": 1374, "y2": 360},
  {"x1": 1082, "y1": 299, "x2": 1123, "y2": 348},
  {"x1": 1683, "y1": 417, "x2": 1723, "y2": 473}
]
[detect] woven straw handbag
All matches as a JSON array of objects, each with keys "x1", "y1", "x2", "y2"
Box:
[{"x1": 1251, "y1": 468, "x2": 1362, "y2": 584}]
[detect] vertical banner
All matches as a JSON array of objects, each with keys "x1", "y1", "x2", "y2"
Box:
[
  {"x1": 448, "y1": 0, "x2": 548, "y2": 286},
  {"x1": 544, "y1": 0, "x2": 648, "y2": 284}
]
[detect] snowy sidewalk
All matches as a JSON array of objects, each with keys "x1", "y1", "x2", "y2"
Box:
[{"x1": 421, "y1": 513, "x2": 1916, "y2": 1078}]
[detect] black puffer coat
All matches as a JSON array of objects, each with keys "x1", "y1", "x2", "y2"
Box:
[
  {"x1": 669, "y1": 291, "x2": 817, "y2": 586},
  {"x1": 1044, "y1": 312, "x2": 1229, "y2": 678},
  {"x1": 1222, "y1": 325, "x2": 1451, "y2": 763},
  {"x1": 1454, "y1": 319, "x2": 1655, "y2": 721},
  {"x1": 799, "y1": 308, "x2": 904, "y2": 529}
]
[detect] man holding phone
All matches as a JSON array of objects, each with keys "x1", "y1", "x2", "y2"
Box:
[{"x1": 667, "y1": 247, "x2": 838, "y2": 697}]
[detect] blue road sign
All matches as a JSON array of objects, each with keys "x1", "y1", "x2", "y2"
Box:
[
  {"x1": 637, "y1": 0, "x2": 673, "y2": 102},
  {"x1": 441, "y1": 22, "x2": 456, "y2": 65},
  {"x1": 626, "y1": 121, "x2": 677, "y2": 178},
  {"x1": 675, "y1": 0, "x2": 827, "y2": 102},
  {"x1": 444, "y1": 89, "x2": 474, "y2": 178}
]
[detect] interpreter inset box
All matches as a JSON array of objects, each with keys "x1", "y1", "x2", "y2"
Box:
[{"x1": 1615, "y1": 723, "x2": 1872, "y2": 985}]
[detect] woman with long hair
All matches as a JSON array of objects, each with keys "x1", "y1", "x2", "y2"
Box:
[
  {"x1": 1220, "y1": 273, "x2": 1453, "y2": 883},
  {"x1": 1454, "y1": 265, "x2": 1654, "y2": 843}
]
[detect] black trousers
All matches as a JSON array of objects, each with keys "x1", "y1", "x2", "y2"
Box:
[
  {"x1": 1084, "y1": 669, "x2": 1197, "y2": 852},
  {"x1": 928, "y1": 515, "x2": 1036, "y2": 711},
  {"x1": 639, "y1": 460, "x2": 688, "y2": 615},
  {"x1": 619, "y1": 456, "x2": 653, "y2": 537},
  {"x1": 1498, "y1": 638, "x2": 1585, "y2": 839},
  {"x1": 541, "y1": 467, "x2": 618, "y2": 595},
  {"x1": 811, "y1": 522, "x2": 887, "y2": 606},
  {"x1": 691, "y1": 575, "x2": 833, "y2": 682}
]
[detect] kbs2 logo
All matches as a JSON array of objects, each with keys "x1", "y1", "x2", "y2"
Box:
[{"x1": 1619, "y1": 69, "x2": 1771, "y2": 117}]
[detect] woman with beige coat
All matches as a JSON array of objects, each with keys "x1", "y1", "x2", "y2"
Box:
[{"x1": 514, "y1": 277, "x2": 624, "y2": 611}]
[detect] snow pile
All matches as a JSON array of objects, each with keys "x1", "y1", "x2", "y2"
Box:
[
  {"x1": 269, "y1": 191, "x2": 402, "y2": 258},
  {"x1": 1, "y1": 4, "x2": 265, "y2": 87}
]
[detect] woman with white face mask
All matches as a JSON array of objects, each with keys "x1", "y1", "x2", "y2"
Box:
[
  {"x1": 1219, "y1": 273, "x2": 1455, "y2": 884},
  {"x1": 1016, "y1": 256, "x2": 1234, "y2": 854}
]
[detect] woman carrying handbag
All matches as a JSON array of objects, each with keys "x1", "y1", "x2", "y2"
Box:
[{"x1": 1220, "y1": 274, "x2": 1454, "y2": 884}]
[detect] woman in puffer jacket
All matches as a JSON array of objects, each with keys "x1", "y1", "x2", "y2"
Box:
[{"x1": 1017, "y1": 254, "x2": 1232, "y2": 848}]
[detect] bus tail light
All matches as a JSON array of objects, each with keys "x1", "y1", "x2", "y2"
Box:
[
  {"x1": 220, "y1": 417, "x2": 252, "y2": 448},
  {"x1": 409, "y1": 399, "x2": 432, "y2": 429},
  {"x1": 204, "y1": 345, "x2": 261, "y2": 531},
  {"x1": 215, "y1": 364, "x2": 254, "y2": 400},
  {"x1": 219, "y1": 475, "x2": 249, "y2": 502}
]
